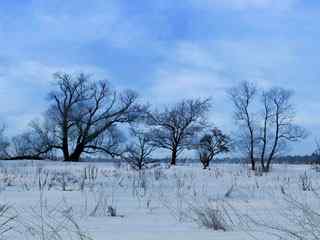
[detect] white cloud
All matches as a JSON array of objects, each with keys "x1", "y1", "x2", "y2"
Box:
[
  {"x1": 146, "y1": 38, "x2": 319, "y2": 142},
  {"x1": 148, "y1": 39, "x2": 298, "y2": 102},
  {"x1": 0, "y1": 61, "x2": 110, "y2": 93},
  {"x1": 148, "y1": 43, "x2": 225, "y2": 101},
  {"x1": 189, "y1": 0, "x2": 298, "y2": 11},
  {"x1": 28, "y1": 0, "x2": 150, "y2": 49},
  {"x1": 0, "y1": 60, "x2": 110, "y2": 135}
]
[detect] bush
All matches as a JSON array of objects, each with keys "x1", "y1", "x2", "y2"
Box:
[
  {"x1": 0, "y1": 204, "x2": 16, "y2": 239},
  {"x1": 189, "y1": 201, "x2": 230, "y2": 231},
  {"x1": 20, "y1": 192, "x2": 92, "y2": 240}
]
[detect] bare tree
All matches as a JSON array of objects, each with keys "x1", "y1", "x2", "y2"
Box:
[
  {"x1": 0, "y1": 125, "x2": 10, "y2": 159},
  {"x1": 229, "y1": 82, "x2": 306, "y2": 172},
  {"x1": 10, "y1": 120, "x2": 57, "y2": 160},
  {"x1": 196, "y1": 128, "x2": 231, "y2": 169},
  {"x1": 228, "y1": 81, "x2": 258, "y2": 170},
  {"x1": 123, "y1": 127, "x2": 157, "y2": 171},
  {"x1": 147, "y1": 99, "x2": 211, "y2": 166},
  {"x1": 258, "y1": 90, "x2": 273, "y2": 171},
  {"x1": 311, "y1": 139, "x2": 320, "y2": 166},
  {"x1": 41, "y1": 72, "x2": 143, "y2": 161},
  {"x1": 258, "y1": 88, "x2": 306, "y2": 172}
]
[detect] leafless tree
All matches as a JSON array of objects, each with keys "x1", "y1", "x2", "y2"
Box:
[
  {"x1": 147, "y1": 99, "x2": 211, "y2": 166},
  {"x1": 229, "y1": 82, "x2": 306, "y2": 172},
  {"x1": 38, "y1": 72, "x2": 143, "y2": 161},
  {"x1": 10, "y1": 120, "x2": 57, "y2": 160},
  {"x1": 0, "y1": 120, "x2": 55, "y2": 160},
  {"x1": 258, "y1": 88, "x2": 306, "y2": 172},
  {"x1": 258, "y1": 90, "x2": 273, "y2": 171},
  {"x1": 196, "y1": 128, "x2": 231, "y2": 169},
  {"x1": 312, "y1": 139, "x2": 320, "y2": 165},
  {"x1": 0, "y1": 125, "x2": 10, "y2": 159},
  {"x1": 228, "y1": 81, "x2": 258, "y2": 170},
  {"x1": 123, "y1": 127, "x2": 157, "y2": 171}
]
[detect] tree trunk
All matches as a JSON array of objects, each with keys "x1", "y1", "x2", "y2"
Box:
[
  {"x1": 261, "y1": 159, "x2": 265, "y2": 171},
  {"x1": 263, "y1": 163, "x2": 270, "y2": 172},
  {"x1": 260, "y1": 128, "x2": 267, "y2": 171},
  {"x1": 171, "y1": 148, "x2": 177, "y2": 166},
  {"x1": 69, "y1": 144, "x2": 84, "y2": 162},
  {"x1": 245, "y1": 107, "x2": 256, "y2": 171},
  {"x1": 202, "y1": 161, "x2": 209, "y2": 170},
  {"x1": 62, "y1": 119, "x2": 70, "y2": 161},
  {"x1": 63, "y1": 146, "x2": 70, "y2": 161},
  {"x1": 201, "y1": 155, "x2": 210, "y2": 169},
  {"x1": 249, "y1": 129, "x2": 256, "y2": 171},
  {"x1": 265, "y1": 109, "x2": 280, "y2": 172},
  {"x1": 250, "y1": 157, "x2": 256, "y2": 171},
  {"x1": 62, "y1": 133, "x2": 69, "y2": 161}
]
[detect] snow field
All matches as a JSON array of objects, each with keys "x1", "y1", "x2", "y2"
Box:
[{"x1": 0, "y1": 161, "x2": 318, "y2": 240}]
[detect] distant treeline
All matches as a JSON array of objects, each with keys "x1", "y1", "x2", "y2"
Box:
[
  {"x1": 81, "y1": 155, "x2": 318, "y2": 165},
  {"x1": 216, "y1": 155, "x2": 319, "y2": 165}
]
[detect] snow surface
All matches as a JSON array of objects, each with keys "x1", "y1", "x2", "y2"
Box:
[{"x1": 0, "y1": 160, "x2": 318, "y2": 240}]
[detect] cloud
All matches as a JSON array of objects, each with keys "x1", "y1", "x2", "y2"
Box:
[
  {"x1": 148, "y1": 39, "x2": 299, "y2": 102},
  {"x1": 28, "y1": 0, "x2": 150, "y2": 49},
  {"x1": 0, "y1": 60, "x2": 109, "y2": 135},
  {"x1": 189, "y1": 0, "x2": 298, "y2": 11},
  {"x1": 146, "y1": 38, "x2": 320, "y2": 153},
  {"x1": 149, "y1": 43, "x2": 227, "y2": 101}
]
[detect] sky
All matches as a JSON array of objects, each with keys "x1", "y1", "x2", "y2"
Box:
[{"x1": 0, "y1": 0, "x2": 319, "y2": 155}]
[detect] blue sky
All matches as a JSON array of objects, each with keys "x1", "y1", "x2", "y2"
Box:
[{"x1": 0, "y1": 0, "x2": 319, "y2": 155}]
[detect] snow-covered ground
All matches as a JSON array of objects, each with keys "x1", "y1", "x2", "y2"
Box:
[{"x1": 0, "y1": 160, "x2": 318, "y2": 240}]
